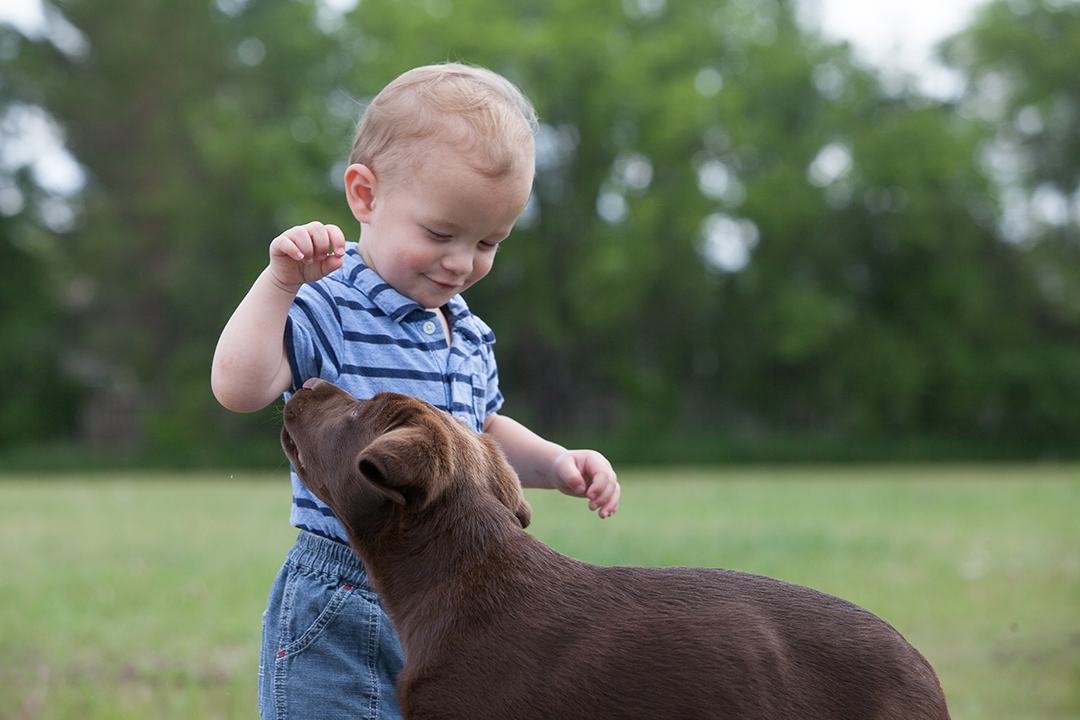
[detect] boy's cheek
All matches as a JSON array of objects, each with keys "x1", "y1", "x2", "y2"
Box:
[{"x1": 473, "y1": 256, "x2": 496, "y2": 281}]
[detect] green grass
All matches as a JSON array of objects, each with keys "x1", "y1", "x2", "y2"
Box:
[{"x1": 1, "y1": 465, "x2": 1077, "y2": 719}]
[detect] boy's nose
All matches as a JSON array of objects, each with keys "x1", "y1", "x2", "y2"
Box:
[{"x1": 442, "y1": 248, "x2": 473, "y2": 275}]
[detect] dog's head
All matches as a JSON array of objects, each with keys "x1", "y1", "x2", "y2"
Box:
[{"x1": 281, "y1": 380, "x2": 532, "y2": 543}]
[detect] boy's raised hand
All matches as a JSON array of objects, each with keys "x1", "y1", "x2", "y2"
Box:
[
  {"x1": 269, "y1": 222, "x2": 347, "y2": 290},
  {"x1": 552, "y1": 449, "x2": 621, "y2": 519}
]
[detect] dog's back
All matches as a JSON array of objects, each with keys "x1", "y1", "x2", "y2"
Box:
[{"x1": 400, "y1": 534, "x2": 948, "y2": 720}]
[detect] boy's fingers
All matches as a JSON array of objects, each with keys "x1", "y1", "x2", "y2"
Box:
[
  {"x1": 327, "y1": 224, "x2": 347, "y2": 256},
  {"x1": 581, "y1": 458, "x2": 619, "y2": 517},
  {"x1": 281, "y1": 227, "x2": 316, "y2": 262},
  {"x1": 302, "y1": 222, "x2": 332, "y2": 261},
  {"x1": 554, "y1": 452, "x2": 587, "y2": 495},
  {"x1": 273, "y1": 234, "x2": 307, "y2": 263},
  {"x1": 591, "y1": 472, "x2": 617, "y2": 501},
  {"x1": 305, "y1": 223, "x2": 348, "y2": 261},
  {"x1": 555, "y1": 452, "x2": 619, "y2": 517},
  {"x1": 588, "y1": 473, "x2": 620, "y2": 512},
  {"x1": 581, "y1": 456, "x2": 612, "y2": 495},
  {"x1": 601, "y1": 482, "x2": 621, "y2": 517},
  {"x1": 275, "y1": 223, "x2": 348, "y2": 267}
]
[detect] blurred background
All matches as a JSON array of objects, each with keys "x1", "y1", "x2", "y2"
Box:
[
  {"x1": 2, "y1": 0, "x2": 1079, "y2": 468},
  {"x1": 1, "y1": 5, "x2": 1078, "y2": 718}
]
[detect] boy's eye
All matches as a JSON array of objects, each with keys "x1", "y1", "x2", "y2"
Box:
[
  {"x1": 480, "y1": 241, "x2": 499, "y2": 251},
  {"x1": 425, "y1": 228, "x2": 452, "y2": 240}
]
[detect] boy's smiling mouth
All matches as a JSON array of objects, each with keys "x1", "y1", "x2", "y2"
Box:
[{"x1": 428, "y1": 277, "x2": 463, "y2": 292}]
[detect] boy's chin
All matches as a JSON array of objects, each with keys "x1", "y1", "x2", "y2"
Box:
[
  {"x1": 409, "y1": 289, "x2": 455, "y2": 311},
  {"x1": 414, "y1": 280, "x2": 470, "y2": 308}
]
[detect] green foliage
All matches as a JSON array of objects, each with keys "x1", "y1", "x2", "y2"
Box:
[
  {"x1": 946, "y1": 0, "x2": 1080, "y2": 195},
  {"x1": 940, "y1": 0, "x2": 1080, "y2": 440},
  {"x1": 2, "y1": 0, "x2": 1080, "y2": 462},
  {"x1": 0, "y1": 211, "x2": 82, "y2": 444}
]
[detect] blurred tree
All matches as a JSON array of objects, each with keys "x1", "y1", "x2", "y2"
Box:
[
  {"x1": 1, "y1": 0, "x2": 1078, "y2": 463},
  {"x1": 939, "y1": 0, "x2": 1080, "y2": 443},
  {"x1": 348, "y1": 0, "x2": 1080, "y2": 447},
  {"x1": 0, "y1": 35, "x2": 85, "y2": 450},
  {"x1": 0, "y1": 205, "x2": 82, "y2": 448},
  {"x1": 3, "y1": 0, "x2": 354, "y2": 458}
]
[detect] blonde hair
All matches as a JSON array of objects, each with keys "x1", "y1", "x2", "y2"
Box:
[{"x1": 349, "y1": 63, "x2": 538, "y2": 187}]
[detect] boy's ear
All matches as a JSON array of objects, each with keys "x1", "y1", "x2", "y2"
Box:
[{"x1": 345, "y1": 163, "x2": 378, "y2": 223}]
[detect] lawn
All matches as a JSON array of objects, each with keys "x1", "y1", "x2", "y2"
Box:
[{"x1": 1, "y1": 465, "x2": 1077, "y2": 719}]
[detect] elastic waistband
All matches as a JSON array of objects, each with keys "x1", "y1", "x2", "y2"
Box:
[{"x1": 288, "y1": 530, "x2": 371, "y2": 588}]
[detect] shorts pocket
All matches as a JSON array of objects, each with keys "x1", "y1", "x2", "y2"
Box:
[
  {"x1": 265, "y1": 562, "x2": 399, "y2": 719},
  {"x1": 276, "y1": 566, "x2": 366, "y2": 658}
]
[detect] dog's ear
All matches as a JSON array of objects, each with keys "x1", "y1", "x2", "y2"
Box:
[
  {"x1": 356, "y1": 427, "x2": 418, "y2": 506},
  {"x1": 357, "y1": 425, "x2": 450, "y2": 507},
  {"x1": 480, "y1": 435, "x2": 532, "y2": 528},
  {"x1": 357, "y1": 458, "x2": 406, "y2": 506},
  {"x1": 512, "y1": 494, "x2": 532, "y2": 529}
]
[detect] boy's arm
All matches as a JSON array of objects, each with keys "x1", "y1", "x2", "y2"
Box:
[
  {"x1": 211, "y1": 222, "x2": 346, "y2": 413},
  {"x1": 211, "y1": 266, "x2": 300, "y2": 412},
  {"x1": 484, "y1": 412, "x2": 620, "y2": 519}
]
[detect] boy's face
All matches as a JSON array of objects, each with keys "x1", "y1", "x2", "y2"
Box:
[{"x1": 347, "y1": 143, "x2": 533, "y2": 310}]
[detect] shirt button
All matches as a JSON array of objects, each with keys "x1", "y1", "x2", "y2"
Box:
[{"x1": 422, "y1": 321, "x2": 437, "y2": 335}]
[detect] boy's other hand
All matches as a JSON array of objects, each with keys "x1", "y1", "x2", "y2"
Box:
[
  {"x1": 552, "y1": 450, "x2": 620, "y2": 519},
  {"x1": 269, "y1": 222, "x2": 347, "y2": 290}
]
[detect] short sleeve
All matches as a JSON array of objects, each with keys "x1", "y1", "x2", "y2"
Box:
[
  {"x1": 483, "y1": 337, "x2": 504, "y2": 418},
  {"x1": 284, "y1": 282, "x2": 344, "y2": 392}
]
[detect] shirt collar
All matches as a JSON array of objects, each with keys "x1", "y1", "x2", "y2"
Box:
[
  {"x1": 341, "y1": 246, "x2": 477, "y2": 332},
  {"x1": 342, "y1": 248, "x2": 424, "y2": 322}
]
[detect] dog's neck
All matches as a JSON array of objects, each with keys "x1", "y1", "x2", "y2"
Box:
[{"x1": 351, "y1": 489, "x2": 544, "y2": 660}]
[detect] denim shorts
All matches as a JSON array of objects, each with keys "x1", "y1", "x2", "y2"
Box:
[{"x1": 259, "y1": 531, "x2": 406, "y2": 720}]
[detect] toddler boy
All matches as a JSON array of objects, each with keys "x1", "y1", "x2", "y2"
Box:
[{"x1": 211, "y1": 63, "x2": 620, "y2": 719}]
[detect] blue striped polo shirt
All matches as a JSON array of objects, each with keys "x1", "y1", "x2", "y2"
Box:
[{"x1": 283, "y1": 244, "x2": 503, "y2": 542}]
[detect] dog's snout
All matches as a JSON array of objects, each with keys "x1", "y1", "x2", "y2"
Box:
[
  {"x1": 283, "y1": 392, "x2": 305, "y2": 422},
  {"x1": 284, "y1": 379, "x2": 328, "y2": 421}
]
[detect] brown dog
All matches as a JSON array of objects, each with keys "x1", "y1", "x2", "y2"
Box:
[{"x1": 281, "y1": 379, "x2": 950, "y2": 720}]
